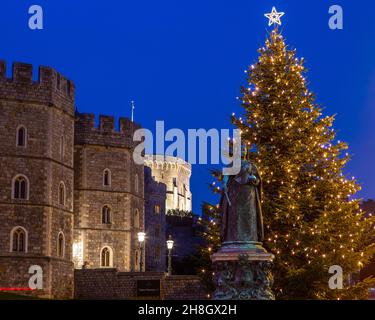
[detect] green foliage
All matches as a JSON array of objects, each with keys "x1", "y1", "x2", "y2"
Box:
[{"x1": 198, "y1": 28, "x2": 375, "y2": 299}]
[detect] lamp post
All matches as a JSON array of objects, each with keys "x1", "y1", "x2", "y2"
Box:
[
  {"x1": 166, "y1": 235, "x2": 174, "y2": 276},
  {"x1": 137, "y1": 232, "x2": 146, "y2": 272}
]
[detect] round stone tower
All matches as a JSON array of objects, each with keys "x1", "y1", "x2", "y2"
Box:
[{"x1": 144, "y1": 155, "x2": 192, "y2": 213}]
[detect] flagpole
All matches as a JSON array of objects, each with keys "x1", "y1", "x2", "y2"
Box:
[{"x1": 131, "y1": 100, "x2": 135, "y2": 122}]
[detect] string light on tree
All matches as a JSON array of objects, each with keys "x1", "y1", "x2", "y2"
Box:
[{"x1": 197, "y1": 7, "x2": 375, "y2": 300}]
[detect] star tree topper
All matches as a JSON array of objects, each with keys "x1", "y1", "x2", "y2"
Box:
[{"x1": 264, "y1": 7, "x2": 285, "y2": 26}]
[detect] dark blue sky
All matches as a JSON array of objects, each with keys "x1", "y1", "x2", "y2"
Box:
[{"x1": 2, "y1": 1, "x2": 375, "y2": 213}]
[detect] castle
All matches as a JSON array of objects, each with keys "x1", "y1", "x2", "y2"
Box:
[
  {"x1": 0, "y1": 62, "x2": 186, "y2": 299},
  {"x1": 144, "y1": 155, "x2": 192, "y2": 213}
]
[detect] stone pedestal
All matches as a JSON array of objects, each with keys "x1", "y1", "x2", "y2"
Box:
[{"x1": 211, "y1": 242, "x2": 274, "y2": 300}]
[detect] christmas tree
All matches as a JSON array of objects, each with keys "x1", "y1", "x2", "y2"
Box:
[{"x1": 198, "y1": 27, "x2": 375, "y2": 299}]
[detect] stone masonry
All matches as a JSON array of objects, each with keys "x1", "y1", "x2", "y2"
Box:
[
  {"x1": 0, "y1": 61, "x2": 75, "y2": 299},
  {"x1": 144, "y1": 155, "x2": 192, "y2": 213},
  {"x1": 144, "y1": 166, "x2": 166, "y2": 272},
  {"x1": 0, "y1": 61, "x2": 200, "y2": 299},
  {"x1": 74, "y1": 268, "x2": 207, "y2": 300},
  {"x1": 0, "y1": 61, "x2": 147, "y2": 298},
  {"x1": 73, "y1": 113, "x2": 144, "y2": 272}
]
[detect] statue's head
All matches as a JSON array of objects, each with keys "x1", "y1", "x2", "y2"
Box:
[{"x1": 228, "y1": 142, "x2": 250, "y2": 159}]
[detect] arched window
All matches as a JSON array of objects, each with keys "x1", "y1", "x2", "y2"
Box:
[
  {"x1": 134, "y1": 209, "x2": 139, "y2": 229},
  {"x1": 103, "y1": 169, "x2": 111, "y2": 187},
  {"x1": 154, "y1": 204, "x2": 160, "y2": 214},
  {"x1": 10, "y1": 227, "x2": 27, "y2": 252},
  {"x1": 102, "y1": 206, "x2": 111, "y2": 224},
  {"x1": 135, "y1": 174, "x2": 139, "y2": 193},
  {"x1": 100, "y1": 247, "x2": 113, "y2": 267},
  {"x1": 57, "y1": 232, "x2": 65, "y2": 258},
  {"x1": 13, "y1": 175, "x2": 29, "y2": 200},
  {"x1": 58, "y1": 182, "x2": 66, "y2": 206},
  {"x1": 16, "y1": 126, "x2": 27, "y2": 147}
]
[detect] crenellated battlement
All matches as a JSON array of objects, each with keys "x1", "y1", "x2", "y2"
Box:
[
  {"x1": 0, "y1": 61, "x2": 75, "y2": 115},
  {"x1": 75, "y1": 112, "x2": 141, "y2": 149}
]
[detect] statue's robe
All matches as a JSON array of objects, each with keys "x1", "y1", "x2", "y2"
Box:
[{"x1": 220, "y1": 162, "x2": 264, "y2": 243}]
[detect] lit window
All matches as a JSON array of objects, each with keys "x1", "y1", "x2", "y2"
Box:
[
  {"x1": 154, "y1": 204, "x2": 160, "y2": 214},
  {"x1": 102, "y1": 206, "x2": 111, "y2": 224}
]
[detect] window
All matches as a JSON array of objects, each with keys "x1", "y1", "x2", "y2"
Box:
[
  {"x1": 57, "y1": 232, "x2": 65, "y2": 258},
  {"x1": 154, "y1": 204, "x2": 160, "y2": 214},
  {"x1": 173, "y1": 177, "x2": 177, "y2": 187},
  {"x1": 154, "y1": 225, "x2": 160, "y2": 238},
  {"x1": 60, "y1": 136, "x2": 64, "y2": 160},
  {"x1": 13, "y1": 175, "x2": 28, "y2": 200},
  {"x1": 16, "y1": 126, "x2": 27, "y2": 147},
  {"x1": 103, "y1": 169, "x2": 111, "y2": 187},
  {"x1": 134, "y1": 209, "x2": 139, "y2": 229},
  {"x1": 155, "y1": 245, "x2": 161, "y2": 260},
  {"x1": 58, "y1": 182, "x2": 66, "y2": 206},
  {"x1": 101, "y1": 206, "x2": 111, "y2": 224},
  {"x1": 100, "y1": 247, "x2": 112, "y2": 267},
  {"x1": 11, "y1": 227, "x2": 27, "y2": 252},
  {"x1": 56, "y1": 74, "x2": 61, "y2": 89},
  {"x1": 67, "y1": 81, "x2": 71, "y2": 96},
  {"x1": 135, "y1": 174, "x2": 139, "y2": 193},
  {"x1": 135, "y1": 250, "x2": 138, "y2": 267}
]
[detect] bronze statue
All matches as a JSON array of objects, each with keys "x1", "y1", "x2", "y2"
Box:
[
  {"x1": 220, "y1": 153, "x2": 264, "y2": 244},
  {"x1": 212, "y1": 147, "x2": 274, "y2": 300}
]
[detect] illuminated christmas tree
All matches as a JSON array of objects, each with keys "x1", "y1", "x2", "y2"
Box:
[{"x1": 199, "y1": 27, "x2": 375, "y2": 299}]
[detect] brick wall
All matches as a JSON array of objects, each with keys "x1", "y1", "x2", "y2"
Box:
[{"x1": 74, "y1": 269, "x2": 207, "y2": 300}]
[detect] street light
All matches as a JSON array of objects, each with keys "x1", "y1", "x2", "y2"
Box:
[
  {"x1": 137, "y1": 232, "x2": 146, "y2": 272},
  {"x1": 166, "y1": 235, "x2": 174, "y2": 276}
]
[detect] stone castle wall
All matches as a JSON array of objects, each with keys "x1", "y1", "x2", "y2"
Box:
[
  {"x1": 74, "y1": 269, "x2": 207, "y2": 300},
  {"x1": 0, "y1": 61, "x2": 75, "y2": 299},
  {"x1": 0, "y1": 61, "x2": 170, "y2": 299},
  {"x1": 144, "y1": 167, "x2": 166, "y2": 272},
  {"x1": 73, "y1": 113, "x2": 144, "y2": 271}
]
